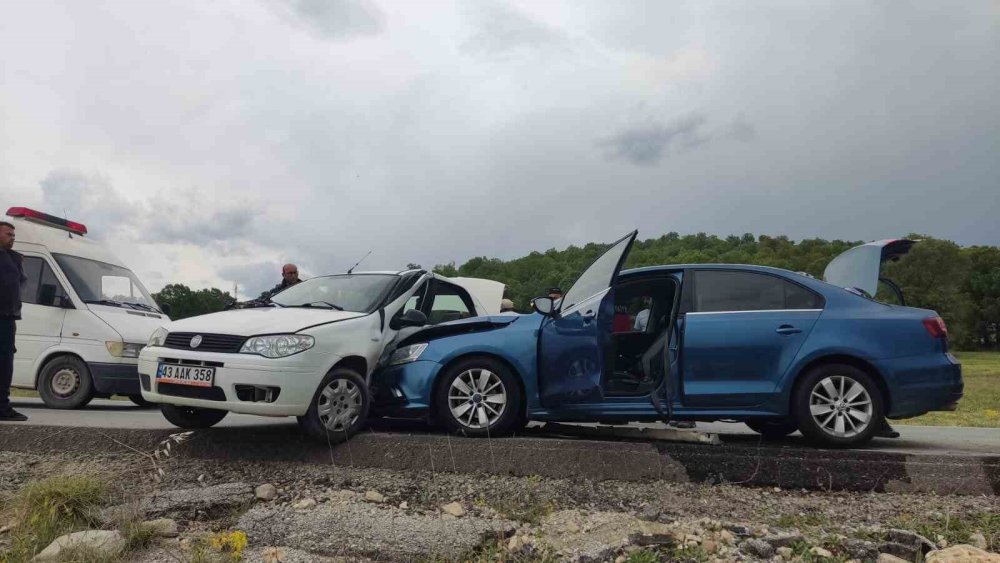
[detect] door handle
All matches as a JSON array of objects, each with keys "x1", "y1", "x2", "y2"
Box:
[
  {"x1": 776, "y1": 325, "x2": 802, "y2": 335},
  {"x1": 582, "y1": 311, "x2": 596, "y2": 324}
]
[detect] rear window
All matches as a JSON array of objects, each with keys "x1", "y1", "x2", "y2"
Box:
[{"x1": 694, "y1": 270, "x2": 823, "y2": 312}]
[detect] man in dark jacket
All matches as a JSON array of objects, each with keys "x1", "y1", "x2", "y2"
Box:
[
  {"x1": 0, "y1": 221, "x2": 28, "y2": 421},
  {"x1": 260, "y1": 263, "x2": 301, "y2": 301}
]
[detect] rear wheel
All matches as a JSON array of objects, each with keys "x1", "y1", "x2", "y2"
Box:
[
  {"x1": 37, "y1": 356, "x2": 94, "y2": 409},
  {"x1": 745, "y1": 419, "x2": 798, "y2": 439},
  {"x1": 792, "y1": 364, "x2": 883, "y2": 448},
  {"x1": 298, "y1": 368, "x2": 370, "y2": 443},
  {"x1": 160, "y1": 404, "x2": 228, "y2": 428},
  {"x1": 435, "y1": 357, "x2": 523, "y2": 437}
]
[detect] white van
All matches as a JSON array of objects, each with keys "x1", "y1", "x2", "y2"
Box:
[{"x1": 5, "y1": 207, "x2": 169, "y2": 408}]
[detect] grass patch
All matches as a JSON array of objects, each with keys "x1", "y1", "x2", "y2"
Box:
[
  {"x1": 626, "y1": 546, "x2": 710, "y2": 563},
  {"x1": 478, "y1": 495, "x2": 554, "y2": 525},
  {"x1": 1, "y1": 475, "x2": 107, "y2": 562},
  {"x1": 776, "y1": 513, "x2": 830, "y2": 530},
  {"x1": 897, "y1": 351, "x2": 1000, "y2": 428},
  {"x1": 888, "y1": 511, "x2": 999, "y2": 552}
]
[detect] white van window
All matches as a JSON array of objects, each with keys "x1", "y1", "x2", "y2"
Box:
[
  {"x1": 20, "y1": 256, "x2": 70, "y2": 308},
  {"x1": 53, "y1": 253, "x2": 157, "y2": 309}
]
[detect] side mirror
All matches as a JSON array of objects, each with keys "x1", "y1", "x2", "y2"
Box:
[
  {"x1": 391, "y1": 309, "x2": 428, "y2": 330},
  {"x1": 533, "y1": 297, "x2": 556, "y2": 316}
]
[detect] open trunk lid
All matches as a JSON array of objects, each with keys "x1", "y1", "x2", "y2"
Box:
[{"x1": 823, "y1": 238, "x2": 916, "y2": 299}]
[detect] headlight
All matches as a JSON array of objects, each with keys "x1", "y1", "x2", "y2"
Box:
[
  {"x1": 106, "y1": 341, "x2": 145, "y2": 358},
  {"x1": 148, "y1": 327, "x2": 168, "y2": 347},
  {"x1": 388, "y1": 343, "x2": 428, "y2": 366},
  {"x1": 240, "y1": 334, "x2": 315, "y2": 358}
]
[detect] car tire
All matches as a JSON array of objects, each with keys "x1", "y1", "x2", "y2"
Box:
[
  {"x1": 435, "y1": 356, "x2": 523, "y2": 438},
  {"x1": 792, "y1": 363, "x2": 884, "y2": 448},
  {"x1": 160, "y1": 404, "x2": 228, "y2": 428},
  {"x1": 37, "y1": 355, "x2": 94, "y2": 409},
  {"x1": 128, "y1": 394, "x2": 156, "y2": 408},
  {"x1": 745, "y1": 419, "x2": 798, "y2": 439},
  {"x1": 298, "y1": 368, "x2": 370, "y2": 443}
]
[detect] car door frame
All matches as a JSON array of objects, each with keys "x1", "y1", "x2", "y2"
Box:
[
  {"x1": 536, "y1": 231, "x2": 638, "y2": 408},
  {"x1": 13, "y1": 252, "x2": 74, "y2": 388}
]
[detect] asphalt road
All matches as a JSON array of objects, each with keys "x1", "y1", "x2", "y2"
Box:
[{"x1": 4, "y1": 397, "x2": 999, "y2": 457}]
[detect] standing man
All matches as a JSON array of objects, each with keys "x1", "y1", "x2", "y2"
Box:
[
  {"x1": 0, "y1": 221, "x2": 28, "y2": 421},
  {"x1": 259, "y1": 263, "x2": 302, "y2": 301}
]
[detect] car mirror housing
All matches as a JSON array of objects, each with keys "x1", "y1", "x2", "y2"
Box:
[
  {"x1": 533, "y1": 297, "x2": 556, "y2": 316},
  {"x1": 392, "y1": 309, "x2": 428, "y2": 330}
]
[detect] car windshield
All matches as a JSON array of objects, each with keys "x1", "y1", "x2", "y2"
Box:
[
  {"x1": 53, "y1": 253, "x2": 159, "y2": 310},
  {"x1": 271, "y1": 274, "x2": 398, "y2": 312}
]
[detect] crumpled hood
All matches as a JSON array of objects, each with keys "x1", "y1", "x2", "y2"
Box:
[
  {"x1": 88, "y1": 304, "x2": 170, "y2": 343},
  {"x1": 397, "y1": 314, "x2": 528, "y2": 347},
  {"x1": 165, "y1": 307, "x2": 366, "y2": 336}
]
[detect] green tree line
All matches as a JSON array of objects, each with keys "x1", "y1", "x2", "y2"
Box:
[{"x1": 434, "y1": 233, "x2": 1000, "y2": 350}]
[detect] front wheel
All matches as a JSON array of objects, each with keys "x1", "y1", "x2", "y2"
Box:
[
  {"x1": 298, "y1": 368, "x2": 370, "y2": 443},
  {"x1": 435, "y1": 357, "x2": 523, "y2": 437},
  {"x1": 792, "y1": 364, "x2": 883, "y2": 448},
  {"x1": 160, "y1": 404, "x2": 228, "y2": 428},
  {"x1": 745, "y1": 419, "x2": 798, "y2": 439},
  {"x1": 37, "y1": 356, "x2": 94, "y2": 409}
]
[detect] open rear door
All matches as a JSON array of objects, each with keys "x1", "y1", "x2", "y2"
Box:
[
  {"x1": 823, "y1": 239, "x2": 916, "y2": 300},
  {"x1": 537, "y1": 231, "x2": 637, "y2": 407}
]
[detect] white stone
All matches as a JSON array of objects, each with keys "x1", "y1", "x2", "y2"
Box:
[
  {"x1": 441, "y1": 502, "x2": 466, "y2": 517},
  {"x1": 255, "y1": 484, "x2": 278, "y2": 501},
  {"x1": 33, "y1": 530, "x2": 126, "y2": 562},
  {"x1": 292, "y1": 498, "x2": 317, "y2": 510},
  {"x1": 364, "y1": 490, "x2": 385, "y2": 503},
  {"x1": 878, "y1": 554, "x2": 910, "y2": 563},
  {"x1": 777, "y1": 547, "x2": 794, "y2": 560},
  {"x1": 970, "y1": 532, "x2": 988, "y2": 550},
  {"x1": 142, "y1": 518, "x2": 179, "y2": 538},
  {"x1": 926, "y1": 544, "x2": 1000, "y2": 562},
  {"x1": 810, "y1": 546, "x2": 833, "y2": 558}
]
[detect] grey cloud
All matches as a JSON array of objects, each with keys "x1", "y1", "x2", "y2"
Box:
[
  {"x1": 267, "y1": 0, "x2": 384, "y2": 40},
  {"x1": 40, "y1": 170, "x2": 132, "y2": 240},
  {"x1": 600, "y1": 114, "x2": 710, "y2": 166},
  {"x1": 728, "y1": 114, "x2": 757, "y2": 143},
  {"x1": 217, "y1": 261, "x2": 282, "y2": 299},
  {"x1": 462, "y1": 2, "x2": 568, "y2": 57}
]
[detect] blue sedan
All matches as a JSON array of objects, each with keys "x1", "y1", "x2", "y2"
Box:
[{"x1": 373, "y1": 232, "x2": 963, "y2": 447}]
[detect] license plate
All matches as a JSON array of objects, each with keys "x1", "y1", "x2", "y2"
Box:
[{"x1": 156, "y1": 364, "x2": 215, "y2": 387}]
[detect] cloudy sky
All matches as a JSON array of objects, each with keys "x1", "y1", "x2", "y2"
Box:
[{"x1": 2, "y1": 0, "x2": 998, "y2": 298}]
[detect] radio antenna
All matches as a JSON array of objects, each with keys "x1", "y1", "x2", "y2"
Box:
[{"x1": 347, "y1": 250, "x2": 372, "y2": 274}]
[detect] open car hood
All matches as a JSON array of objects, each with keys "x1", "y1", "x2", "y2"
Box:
[{"x1": 823, "y1": 238, "x2": 916, "y2": 297}]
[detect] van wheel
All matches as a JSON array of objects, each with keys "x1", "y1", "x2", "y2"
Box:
[
  {"x1": 298, "y1": 368, "x2": 370, "y2": 443},
  {"x1": 435, "y1": 356, "x2": 523, "y2": 438},
  {"x1": 745, "y1": 419, "x2": 798, "y2": 439},
  {"x1": 128, "y1": 395, "x2": 155, "y2": 408},
  {"x1": 37, "y1": 356, "x2": 94, "y2": 409},
  {"x1": 160, "y1": 404, "x2": 228, "y2": 428},
  {"x1": 792, "y1": 364, "x2": 883, "y2": 448}
]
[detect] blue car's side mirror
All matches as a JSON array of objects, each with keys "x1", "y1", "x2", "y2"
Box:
[{"x1": 533, "y1": 297, "x2": 556, "y2": 316}]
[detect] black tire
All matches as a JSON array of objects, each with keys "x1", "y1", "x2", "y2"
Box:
[
  {"x1": 435, "y1": 356, "x2": 523, "y2": 437},
  {"x1": 37, "y1": 355, "x2": 94, "y2": 409},
  {"x1": 745, "y1": 419, "x2": 798, "y2": 439},
  {"x1": 128, "y1": 394, "x2": 156, "y2": 408},
  {"x1": 792, "y1": 363, "x2": 884, "y2": 448},
  {"x1": 160, "y1": 403, "x2": 228, "y2": 429},
  {"x1": 298, "y1": 368, "x2": 370, "y2": 443}
]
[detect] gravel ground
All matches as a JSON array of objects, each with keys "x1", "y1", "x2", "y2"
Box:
[{"x1": 2, "y1": 449, "x2": 998, "y2": 562}]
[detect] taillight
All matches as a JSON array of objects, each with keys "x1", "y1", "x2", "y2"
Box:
[{"x1": 922, "y1": 316, "x2": 948, "y2": 339}]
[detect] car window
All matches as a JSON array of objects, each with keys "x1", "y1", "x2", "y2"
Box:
[
  {"x1": 694, "y1": 270, "x2": 822, "y2": 312},
  {"x1": 614, "y1": 294, "x2": 654, "y2": 334},
  {"x1": 427, "y1": 282, "x2": 473, "y2": 325},
  {"x1": 561, "y1": 232, "x2": 635, "y2": 312},
  {"x1": 402, "y1": 282, "x2": 427, "y2": 314},
  {"x1": 20, "y1": 256, "x2": 69, "y2": 307}
]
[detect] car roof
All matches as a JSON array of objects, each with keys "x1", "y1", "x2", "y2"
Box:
[
  {"x1": 621, "y1": 263, "x2": 812, "y2": 278},
  {"x1": 7, "y1": 216, "x2": 129, "y2": 268}
]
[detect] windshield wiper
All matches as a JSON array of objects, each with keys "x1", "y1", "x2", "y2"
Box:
[
  {"x1": 127, "y1": 302, "x2": 162, "y2": 313},
  {"x1": 296, "y1": 301, "x2": 345, "y2": 311},
  {"x1": 85, "y1": 299, "x2": 128, "y2": 309}
]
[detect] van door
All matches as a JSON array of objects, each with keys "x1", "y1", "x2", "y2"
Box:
[{"x1": 13, "y1": 255, "x2": 71, "y2": 387}]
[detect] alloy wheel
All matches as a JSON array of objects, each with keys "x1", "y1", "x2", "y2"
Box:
[
  {"x1": 809, "y1": 375, "x2": 873, "y2": 438},
  {"x1": 317, "y1": 378, "x2": 362, "y2": 432},
  {"x1": 448, "y1": 368, "x2": 508, "y2": 429}
]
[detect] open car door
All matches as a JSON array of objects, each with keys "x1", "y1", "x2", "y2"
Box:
[
  {"x1": 537, "y1": 231, "x2": 637, "y2": 406},
  {"x1": 823, "y1": 239, "x2": 916, "y2": 303}
]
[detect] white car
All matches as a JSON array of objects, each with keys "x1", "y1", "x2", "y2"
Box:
[{"x1": 138, "y1": 270, "x2": 503, "y2": 441}]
